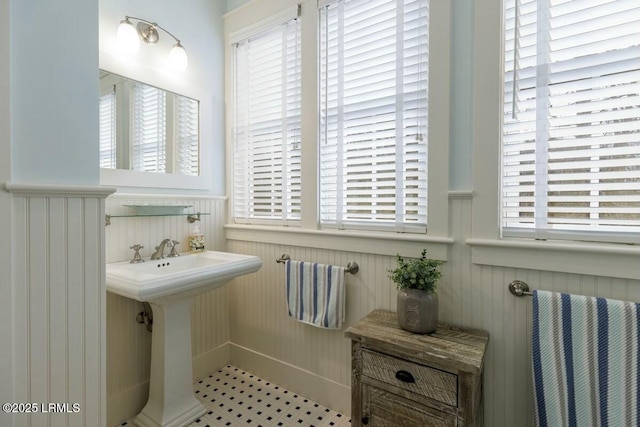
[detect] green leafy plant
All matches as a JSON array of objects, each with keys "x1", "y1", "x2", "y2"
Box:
[{"x1": 388, "y1": 249, "x2": 443, "y2": 293}]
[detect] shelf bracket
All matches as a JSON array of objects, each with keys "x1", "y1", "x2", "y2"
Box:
[{"x1": 105, "y1": 212, "x2": 204, "y2": 226}]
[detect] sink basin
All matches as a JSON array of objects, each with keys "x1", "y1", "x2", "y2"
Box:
[
  {"x1": 106, "y1": 250, "x2": 262, "y2": 302},
  {"x1": 106, "y1": 250, "x2": 262, "y2": 427}
]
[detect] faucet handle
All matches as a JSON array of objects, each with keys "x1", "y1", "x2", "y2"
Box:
[
  {"x1": 129, "y1": 244, "x2": 145, "y2": 263},
  {"x1": 167, "y1": 240, "x2": 180, "y2": 257}
]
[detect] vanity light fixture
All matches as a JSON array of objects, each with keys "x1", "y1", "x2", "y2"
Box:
[{"x1": 117, "y1": 16, "x2": 188, "y2": 71}]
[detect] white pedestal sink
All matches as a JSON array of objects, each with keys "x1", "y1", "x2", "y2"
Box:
[{"x1": 106, "y1": 251, "x2": 262, "y2": 427}]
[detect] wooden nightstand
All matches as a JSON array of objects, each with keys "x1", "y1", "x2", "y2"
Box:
[{"x1": 345, "y1": 310, "x2": 489, "y2": 427}]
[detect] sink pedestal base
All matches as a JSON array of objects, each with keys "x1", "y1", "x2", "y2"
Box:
[{"x1": 133, "y1": 298, "x2": 207, "y2": 427}]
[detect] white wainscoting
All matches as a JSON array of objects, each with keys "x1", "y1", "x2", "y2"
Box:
[
  {"x1": 226, "y1": 195, "x2": 640, "y2": 425},
  {"x1": 7, "y1": 183, "x2": 114, "y2": 427},
  {"x1": 104, "y1": 195, "x2": 229, "y2": 427},
  {"x1": 102, "y1": 191, "x2": 640, "y2": 426}
]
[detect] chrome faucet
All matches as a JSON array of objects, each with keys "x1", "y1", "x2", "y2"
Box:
[
  {"x1": 150, "y1": 239, "x2": 172, "y2": 260},
  {"x1": 167, "y1": 240, "x2": 180, "y2": 257}
]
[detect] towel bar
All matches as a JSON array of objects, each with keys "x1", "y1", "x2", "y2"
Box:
[
  {"x1": 276, "y1": 253, "x2": 359, "y2": 274},
  {"x1": 508, "y1": 280, "x2": 533, "y2": 297}
]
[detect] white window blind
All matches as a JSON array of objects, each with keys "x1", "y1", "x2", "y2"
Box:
[
  {"x1": 233, "y1": 17, "x2": 301, "y2": 224},
  {"x1": 319, "y1": 0, "x2": 429, "y2": 233},
  {"x1": 131, "y1": 82, "x2": 167, "y2": 173},
  {"x1": 174, "y1": 96, "x2": 199, "y2": 176},
  {"x1": 99, "y1": 90, "x2": 116, "y2": 169},
  {"x1": 503, "y1": 0, "x2": 640, "y2": 243}
]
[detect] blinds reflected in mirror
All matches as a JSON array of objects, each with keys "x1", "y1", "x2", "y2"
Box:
[
  {"x1": 98, "y1": 70, "x2": 200, "y2": 176},
  {"x1": 131, "y1": 83, "x2": 167, "y2": 173},
  {"x1": 99, "y1": 90, "x2": 116, "y2": 170},
  {"x1": 175, "y1": 96, "x2": 200, "y2": 176}
]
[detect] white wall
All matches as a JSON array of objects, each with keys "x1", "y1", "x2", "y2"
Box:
[
  {"x1": 10, "y1": 0, "x2": 99, "y2": 184},
  {"x1": 449, "y1": 0, "x2": 474, "y2": 190},
  {"x1": 0, "y1": 0, "x2": 12, "y2": 418},
  {"x1": 99, "y1": 0, "x2": 226, "y2": 195}
]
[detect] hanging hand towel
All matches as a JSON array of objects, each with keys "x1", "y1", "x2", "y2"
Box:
[
  {"x1": 285, "y1": 260, "x2": 346, "y2": 329},
  {"x1": 532, "y1": 290, "x2": 640, "y2": 427}
]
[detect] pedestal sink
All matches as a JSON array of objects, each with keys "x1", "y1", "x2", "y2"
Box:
[{"x1": 106, "y1": 251, "x2": 262, "y2": 427}]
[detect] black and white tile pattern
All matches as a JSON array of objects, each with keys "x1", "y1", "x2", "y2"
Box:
[{"x1": 121, "y1": 365, "x2": 351, "y2": 427}]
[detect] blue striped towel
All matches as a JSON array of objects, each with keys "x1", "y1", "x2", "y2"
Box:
[
  {"x1": 285, "y1": 260, "x2": 346, "y2": 329},
  {"x1": 533, "y1": 290, "x2": 640, "y2": 427}
]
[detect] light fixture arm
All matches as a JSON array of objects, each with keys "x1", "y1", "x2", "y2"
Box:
[
  {"x1": 118, "y1": 15, "x2": 188, "y2": 71},
  {"x1": 124, "y1": 16, "x2": 183, "y2": 45}
]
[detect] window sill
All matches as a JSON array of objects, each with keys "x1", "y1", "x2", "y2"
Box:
[
  {"x1": 225, "y1": 224, "x2": 453, "y2": 260},
  {"x1": 466, "y1": 238, "x2": 640, "y2": 280}
]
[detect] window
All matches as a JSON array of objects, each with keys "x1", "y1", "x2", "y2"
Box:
[
  {"x1": 227, "y1": 1, "x2": 449, "y2": 239},
  {"x1": 232, "y1": 16, "x2": 302, "y2": 224},
  {"x1": 319, "y1": 0, "x2": 429, "y2": 233},
  {"x1": 502, "y1": 0, "x2": 640, "y2": 243}
]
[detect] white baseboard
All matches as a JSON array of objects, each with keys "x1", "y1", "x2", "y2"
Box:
[
  {"x1": 229, "y1": 343, "x2": 352, "y2": 415},
  {"x1": 193, "y1": 342, "x2": 231, "y2": 381},
  {"x1": 107, "y1": 381, "x2": 149, "y2": 427}
]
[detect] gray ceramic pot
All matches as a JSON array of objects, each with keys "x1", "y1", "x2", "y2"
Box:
[{"x1": 397, "y1": 288, "x2": 438, "y2": 334}]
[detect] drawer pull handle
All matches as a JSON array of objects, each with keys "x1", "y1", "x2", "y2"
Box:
[
  {"x1": 395, "y1": 370, "x2": 415, "y2": 383},
  {"x1": 361, "y1": 416, "x2": 369, "y2": 425}
]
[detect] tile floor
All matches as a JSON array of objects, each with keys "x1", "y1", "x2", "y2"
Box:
[{"x1": 122, "y1": 365, "x2": 351, "y2": 427}]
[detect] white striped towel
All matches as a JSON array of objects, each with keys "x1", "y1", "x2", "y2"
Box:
[
  {"x1": 285, "y1": 260, "x2": 346, "y2": 329},
  {"x1": 533, "y1": 290, "x2": 640, "y2": 427}
]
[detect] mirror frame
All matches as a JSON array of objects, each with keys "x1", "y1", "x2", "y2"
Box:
[{"x1": 99, "y1": 51, "x2": 212, "y2": 190}]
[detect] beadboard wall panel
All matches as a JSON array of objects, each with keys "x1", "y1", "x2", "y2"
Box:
[
  {"x1": 226, "y1": 241, "x2": 398, "y2": 414},
  {"x1": 0, "y1": 191, "x2": 12, "y2": 424},
  {"x1": 104, "y1": 196, "x2": 227, "y2": 263},
  {"x1": 9, "y1": 186, "x2": 111, "y2": 427},
  {"x1": 226, "y1": 196, "x2": 640, "y2": 426},
  {"x1": 104, "y1": 195, "x2": 229, "y2": 427}
]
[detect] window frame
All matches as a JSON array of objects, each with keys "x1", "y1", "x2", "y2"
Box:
[{"x1": 224, "y1": 0, "x2": 451, "y2": 256}]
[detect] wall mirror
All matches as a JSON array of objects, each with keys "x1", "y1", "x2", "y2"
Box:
[{"x1": 99, "y1": 70, "x2": 200, "y2": 176}]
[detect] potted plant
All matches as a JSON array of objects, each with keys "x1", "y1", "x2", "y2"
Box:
[{"x1": 388, "y1": 249, "x2": 443, "y2": 334}]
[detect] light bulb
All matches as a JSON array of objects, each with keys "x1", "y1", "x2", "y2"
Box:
[
  {"x1": 117, "y1": 17, "x2": 140, "y2": 53},
  {"x1": 168, "y1": 42, "x2": 188, "y2": 71}
]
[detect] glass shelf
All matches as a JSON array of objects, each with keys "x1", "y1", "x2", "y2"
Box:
[{"x1": 105, "y1": 212, "x2": 209, "y2": 226}]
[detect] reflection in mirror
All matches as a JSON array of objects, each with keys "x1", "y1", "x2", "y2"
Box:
[{"x1": 99, "y1": 70, "x2": 200, "y2": 176}]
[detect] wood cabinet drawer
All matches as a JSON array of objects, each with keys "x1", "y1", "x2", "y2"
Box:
[
  {"x1": 362, "y1": 349, "x2": 457, "y2": 406},
  {"x1": 363, "y1": 384, "x2": 457, "y2": 427}
]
